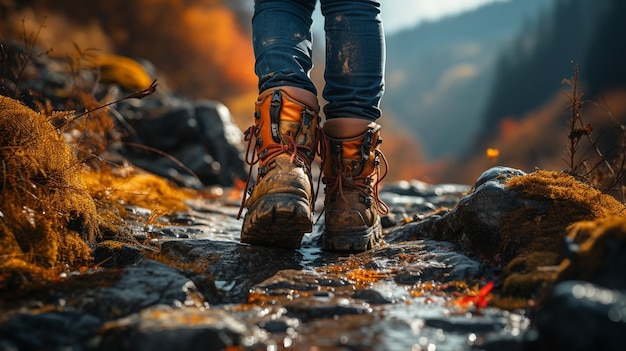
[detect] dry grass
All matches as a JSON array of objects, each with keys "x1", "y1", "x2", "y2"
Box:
[
  {"x1": 0, "y1": 28, "x2": 194, "y2": 289},
  {"x1": 0, "y1": 96, "x2": 100, "y2": 276}
]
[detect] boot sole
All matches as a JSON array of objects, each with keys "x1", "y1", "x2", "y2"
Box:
[
  {"x1": 241, "y1": 193, "x2": 312, "y2": 249},
  {"x1": 321, "y1": 220, "x2": 383, "y2": 252}
]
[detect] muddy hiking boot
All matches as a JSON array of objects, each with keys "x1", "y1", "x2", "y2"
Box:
[
  {"x1": 320, "y1": 120, "x2": 389, "y2": 252},
  {"x1": 238, "y1": 87, "x2": 320, "y2": 249}
]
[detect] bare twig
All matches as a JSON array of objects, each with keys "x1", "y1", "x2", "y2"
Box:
[
  {"x1": 56, "y1": 80, "x2": 158, "y2": 130},
  {"x1": 122, "y1": 141, "x2": 201, "y2": 184},
  {"x1": 562, "y1": 62, "x2": 626, "y2": 200}
]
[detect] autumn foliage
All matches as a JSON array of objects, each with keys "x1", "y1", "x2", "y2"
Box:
[{"x1": 2, "y1": 0, "x2": 257, "y2": 102}]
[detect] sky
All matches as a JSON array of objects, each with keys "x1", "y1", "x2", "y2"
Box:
[
  {"x1": 312, "y1": 0, "x2": 509, "y2": 35},
  {"x1": 379, "y1": 0, "x2": 509, "y2": 33}
]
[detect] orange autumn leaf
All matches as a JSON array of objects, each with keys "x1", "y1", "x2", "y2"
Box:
[{"x1": 454, "y1": 281, "x2": 494, "y2": 309}]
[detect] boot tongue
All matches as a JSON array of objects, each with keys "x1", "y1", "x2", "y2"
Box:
[
  {"x1": 323, "y1": 121, "x2": 376, "y2": 176},
  {"x1": 341, "y1": 137, "x2": 366, "y2": 165}
]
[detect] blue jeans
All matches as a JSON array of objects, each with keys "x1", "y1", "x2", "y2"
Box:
[{"x1": 253, "y1": 0, "x2": 385, "y2": 121}]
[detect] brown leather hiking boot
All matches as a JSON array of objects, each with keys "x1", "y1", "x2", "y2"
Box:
[
  {"x1": 238, "y1": 87, "x2": 320, "y2": 249},
  {"x1": 320, "y1": 120, "x2": 389, "y2": 252}
]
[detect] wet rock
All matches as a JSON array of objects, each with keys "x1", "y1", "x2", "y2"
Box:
[
  {"x1": 0, "y1": 259, "x2": 206, "y2": 350},
  {"x1": 99, "y1": 306, "x2": 250, "y2": 351},
  {"x1": 258, "y1": 317, "x2": 300, "y2": 333},
  {"x1": 383, "y1": 211, "x2": 451, "y2": 243},
  {"x1": 384, "y1": 167, "x2": 626, "y2": 302},
  {"x1": 396, "y1": 259, "x2": 452, "y2": 284},
  {"x1": 385, "y1": 166, "x2": 529, "y2": 255},
  {"x1": 160, "y1": 240, "x2": 306, "y2": 304},
  {"x1": 254, "y1": 269, "x2": 351, "y2": 292},
  {"x1": 473, "y1": 166, "x2": 526, "y2": 189},
  {"x1": 425, "y1": 310, "x2": 529, "y2": 334},
  {"x1": 353, "y1": 289, "x2": 393, "y2": 304},
  {"x1": 381, "y1": 180, "x2": 471, "y2": 217},
  {"x1": 285, "y1": 297, "x2": 373, "y2": 322},
  {"x1": 94, "y1": 240, "x2": 144, "y2": 268},
  {"x1": 120, "y1": 100, "x2": 247, "y2": 188},
  {"x1": 0, "y1": 311, "x2": 101, "y2": 351},
  {"x1": 426, "y1": 241, "x2": 483, "y2": 281},
  {"x1": 152, "y1": 226, "x2": 203, "y2": 239},
  {"x1": 355, "y1": 241, "x2": 482, "y2": 284},
  {"x1": 446, "y1": 166, "x2": 532, "y2": 256},
  {"x1": 532, "y1": 281, "x2": 626, "y2": 351},
  {"x1": 85, "y1": 259, "x2": 207, "y2": 319}
]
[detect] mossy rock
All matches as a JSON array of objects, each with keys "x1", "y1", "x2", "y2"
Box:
[
  {"x1": 445, "y1": 168, "x2": 624, "y2": 304},
  {"x1": 501, "y1": 170, "x2": 624, "y2": 261},
  {"x1": 558, "y1": 216, "x2": 626, "y2": 289},
  {"x1": 497, "y1": 171, "x2": 624, "y2": 301}
]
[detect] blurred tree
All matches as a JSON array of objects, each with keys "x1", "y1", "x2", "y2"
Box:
[
  {"x1": 481, "y1": 0, "x2": 610, "y2": 135},
  {"x1": 583, "y1": 0, "x2": 626, "y2": 97},
  {"x1": 23, "y1": 0, "x2": 257, "y2": 101}
]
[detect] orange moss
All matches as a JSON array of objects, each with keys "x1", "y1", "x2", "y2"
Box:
[
  {"x1": 82, "y1": 168, "x2": 196, "y2": 215},
  {"x1": 506, "y1": 171, "x2": 625, "y2": 216},
  {"x1": 410, "y1": 280, "x2": 470, "y2": 297},
  {"x1": 500, "y1": 170, "x2": 624, "y2": 260},
  {"x1": 322, "y1": 257, "x2": 365, "y2": 275},
  {"x1": 501, "y1": 251, "x2": 561, "y2": 297},
  {"x1": 142, "y1": 250, "x2": 213, "y2": 275},
  {"x1": 559, "y1": 215, "x2": 626, "y2": 282},
  {"x1": 0, "y1": 96, "x2": 100, "y2": 275},
  {"x1": 344, "y1": 268, "x2": 390, "y2": 286}
]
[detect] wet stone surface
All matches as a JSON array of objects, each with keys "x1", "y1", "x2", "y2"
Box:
[{"x1": 0, "y1": 171, "x2": 563, "y2": 350}]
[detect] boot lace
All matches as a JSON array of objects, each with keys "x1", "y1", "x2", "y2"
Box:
[
  {"x1": 237, "y1": 125, "x2": 318, "y2": 219},
  {"x1": 316, "y1": 137, "x2": 389, "y2": 221}
]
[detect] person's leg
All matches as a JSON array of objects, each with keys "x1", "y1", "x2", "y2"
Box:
[
  {"x1": 319, "y1": 0, "x2": 389, "y2": 251},
  {"x1": 321, "y1": 0, "x2": 385, "y2": 122},
  {"x1": 240, "y1": 0, "x2": 321, "y2": 249},
  {"x1": 253, "y1": 0, "x2": 317, "y2": 95}
]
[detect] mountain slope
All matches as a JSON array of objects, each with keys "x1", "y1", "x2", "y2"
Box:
[
  {"x1": 383, "y1": 0, "x2": 552, "y2": 159},
  {"x1": 481, "y1": 0, "x2": 613, "y2": 135}
]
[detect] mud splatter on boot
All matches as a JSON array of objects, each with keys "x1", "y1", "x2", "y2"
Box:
[{"x1": 239, "y1": 88, "x2": 320, "y2": 249}]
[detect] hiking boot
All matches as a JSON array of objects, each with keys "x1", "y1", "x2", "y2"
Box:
[
  {"x1": 239, "y1": 87, "x2": 320, "y2": 249},
  {"x1": 320, "y1": 120, "x2": 389, "y2": 252}
]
